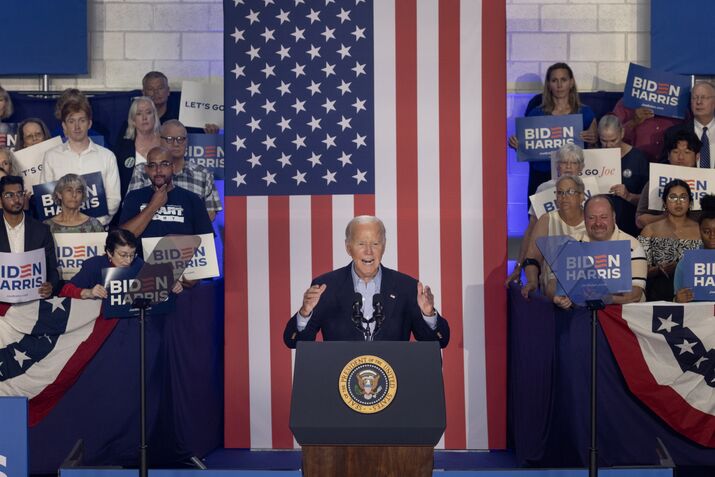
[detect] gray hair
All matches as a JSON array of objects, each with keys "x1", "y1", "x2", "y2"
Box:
[
  {"x1": 0, "y1": 147, "x2": 15, "y2": 175},
  {"x1": 551, "y1": 143, "x2": 584, "y2": 169},
  {"x1": 53, "y1": 173, "x2": 88, "y2": 205},
  {"x1": 555, "y1": 174, "x2": 585, "y2": 194},
  {"x1": 344, "y1": 215, "x2": 386, "y2": 244},
  {"x1": 124, "y1": 96, "x2": 161, "y2": 139},
  {"x1": 598, "y1": 114, "x2": 623, "y2": 134},
  {"x1": 160, "y1": 119, "x2": 187, "y2": 136}
]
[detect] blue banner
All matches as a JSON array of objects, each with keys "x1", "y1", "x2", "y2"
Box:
[
  {"x1": 516, "y1": 114, "x2": 583, "y2": 162},
  {"x1": 622, "y1": 63, "x2": 690, "y2": 119},
  {"x1": 101, "y1": 263, "x2": 175, "y2": 318},
  {"x1": 186, "y1": 133, "x2": 224, "y2": 179},
  {"x1": 0, "y1": 397, "x2": 28, "y2": 477},
  {"x1": 679, "y1": 249, "x2": 715, "y2": 301},
  {"x1": 32, "y1": 171, "x2": 109, "y2": 221},
  {"x1": 538, "y1": 236, "x2": 632, "y2": 305}
]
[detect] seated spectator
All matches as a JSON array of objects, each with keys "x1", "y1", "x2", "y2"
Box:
[
  {"x1": 507, "y1": 143, "x2": 585, "y2": 285},
  {"x1": 660, "y1": 81, "x2": 715, "y2": 164},
  {"x1": 0, "y1": 146, "x2": 16, "y2": 175},
  {"x1": 59, "y1": 228, "x2": 182, "y2": 300},
  {"x1": 127, "y1": 120, "x2": 222, "y2": 221},
  {"x1": 521, "y1": 175, "x2": 587, "y2": 298},
  {"x1": 550, "y1": 195, "x2": 646, "y2": 308},
  {"x1": 16, "y1": 118, "x2": 51, "y2": 151},
  {"x1": 508, "y1": 62, "x2": 597, "y2": 199},
  {"x1": 43, "y1": 173, "x2": 104, "y2": 234},
  {"x1": 113, "y1": 96, "x2": 161, "y2": 198},
  {"x1": 598, "y1": 114, "x2": 650, "y2": 237},
  {"x1": 0, "y1": 175, "x2": 59, "y2": 298},
  {"x1": 611, "y1": 98, "x2": 683, "y2": 163},
  {"x1": 119, "y1": 146, "x2": 213, "y2": 240},
  {"x1": 674, "y1": 195, "x2": 715, "y2": 303},
  {"x1": 636, "y1": 130, "x2": 701, "y2": 228},
  {"x1": 40, "y1": 96, "x2": 120, "y2": 226},
  {"x1": 638, "y1": 179, "x2": 701, "y2": 302}
]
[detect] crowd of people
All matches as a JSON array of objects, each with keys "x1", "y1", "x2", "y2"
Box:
[
  {"x1": 509, "y1": 62, "x2": 715, "y2": 305},
  {"x1": 0, "y1": 71, "x2": 221, "y2": 303}
]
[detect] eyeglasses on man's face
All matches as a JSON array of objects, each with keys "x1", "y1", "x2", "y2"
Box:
[
  {"x1": 2, "y1": 191, "x2": 24, "y2": 200},
  {"x1": 161, "y1": 136, "x2": 186, "y2": 145},
  {"x1": 554, "y1": 188, "x2": 581, "y2": 197},
  {"x1": 145, "y1": 161, "x2": 173, "y2": 171}
]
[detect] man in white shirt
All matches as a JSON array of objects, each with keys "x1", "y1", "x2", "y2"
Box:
[
  {"x1": 0, "y1": 176, "x2": 59, "y2": 298},
  {"x1": 40, "y1": 97, "x2": 120, "y2": 225}
]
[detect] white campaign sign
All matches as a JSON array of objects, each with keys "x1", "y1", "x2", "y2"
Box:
[
  {"x1": 0, "y1": 248, "x2": 46, "y2": 303},
  {"x1": 550, "y1": 148, "x2": 621, "y2": 193},
  {"x1": 142, "y1": 233, "x2": 219, "y2": 281},
  {"x1": 13, "y1": 136, "x2": 63, "y2": 189},
  {"x1": 530, "y1": 176, "x2": 600, "y2": 219},
  {"x1": 53, "y1": 232, "x2": 108, "y2": 280},
  {"x1": 178, "y1": 81, "x2": 224, "y2": 128},
  {"x1": 648, "y1": 163, "x2": 715, "y2": 211}
]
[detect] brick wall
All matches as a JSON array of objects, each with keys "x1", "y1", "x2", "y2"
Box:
[
  {"x1": 507, "y1": 0, "x2": 650, "y2": 94},
  {"x1": 1, "y1": 0, "x2": 223, "y2": 92}
]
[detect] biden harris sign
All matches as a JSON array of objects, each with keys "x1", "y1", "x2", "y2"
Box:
[
  {"x1": 623, "y1": 63, "x2": 690, "y2": 119},
  {"x1": 516, "y1": 114, "x2": 584, "y2": 162}
]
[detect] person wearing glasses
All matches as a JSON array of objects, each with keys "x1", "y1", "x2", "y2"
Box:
[
  {"x1": 638, "y1": 179, "x2": 701, "y2": 302},
  {"x1": 0, "y1": 175, "x2": 59, "y2": 299},
  {"x1": 40, "y1": 96, "x2": 121, "y2": 226},
  {"x1": 550, "y1": 195, "x2": 647, "y2": 309},
  {"x1": 126, "y1": 120, "x2": 221, "y2": 221},
  {"x1": 660, "y1": 82, "x2": 715, "y2": 164},
  {"x1": 113, "y1": 96, "x2": 161, "y2": 199},
  {"x1": 636, "y1": 130, "x2": 701, "y2": 228},
  {"x1": 521, "y1": 174, "x2": 587, "y2": 298},
  {"x1": 15, "y1": 118, "x2": 51, "y2": 151},
  {"x1": 58, "y1": 228, "x2": 182, "y2": 300},
  {"x1": 119, "y1": 146, "x2": 212, "y2": 240}
]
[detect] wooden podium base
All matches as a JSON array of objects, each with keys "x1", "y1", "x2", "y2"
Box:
[{"x1": 301, "y1": 445, "x2": 433, "y2": 477}]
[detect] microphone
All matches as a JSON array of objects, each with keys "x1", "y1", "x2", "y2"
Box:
[
  {"x1": 351, "y1": 292, "x2": 364, "y2": 329},
  {"x1": 372, "y1": 293, "x2": 384, "y2": 337}
]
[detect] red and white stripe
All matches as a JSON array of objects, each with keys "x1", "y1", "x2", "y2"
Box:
[{"x1": 224, "y1": 0, "x2": 506, "y2": 450}]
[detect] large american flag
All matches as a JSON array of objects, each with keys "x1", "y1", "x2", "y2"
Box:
[
  {"x1": 601, "y1": 303, "x2": 715, "y2": 447},
  {"x1": 224, "y1": 0, "x2": 506, "y2": 449}
]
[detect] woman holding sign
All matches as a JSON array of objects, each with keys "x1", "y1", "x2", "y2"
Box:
[
  {"x1": 43, "y1": 174, "x2": 104, "y2": 234},
  {"x1": 59, "y1": 228, "x2": 182, "y2": 299},
  {"x1": 638, "y1": 179, "x2": 701, "y2": 302},
  {"x1": 674, "y1": 195, "x2": 715, "y2": 302}
]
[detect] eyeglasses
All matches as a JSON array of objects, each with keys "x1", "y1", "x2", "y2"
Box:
[
  {"x1": 2, "y1": 191, "x2": 24, "y2": 200},
  {"x1": 692, "y1": 96, "x2": 715, "y2": 102},
  {"x1": 145, "y1": 161, "x2": 173, "y2": 171},
  {"x1": 666, "y1": 194, "x2": 689, "y2": 203},
  {"x1": 112, "y1": 251, "x2": 136, "y2": 260},
  {"x1": 161, "y1": 136, "x2": 186, "y2": 145},
  {"x1": 555, "y1": 189, "x2": 581, "y2": 197}
]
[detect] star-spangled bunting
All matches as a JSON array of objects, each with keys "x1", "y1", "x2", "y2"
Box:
[{"x1": 226, "y1": 0, "x2": 375, "y2": 196}]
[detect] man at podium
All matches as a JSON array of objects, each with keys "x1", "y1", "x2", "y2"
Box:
[{"x1": 283, "y1": 215, "x2": 450, "y2": 348}]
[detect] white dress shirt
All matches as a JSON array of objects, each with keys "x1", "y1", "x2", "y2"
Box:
[
  {"x1": 40, "y1": 139, "x2": 120, "y2": 225},
  {"x1": 4, "y1": 213, "x2": 25, "y2": 253},
  {"x1": 694, "y1": 118, "x2": 715, "y2": 168}
]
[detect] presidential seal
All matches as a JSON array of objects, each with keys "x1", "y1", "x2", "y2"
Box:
[{"x1": 338, "y1": 355, "x2": 397, "y2": 414}]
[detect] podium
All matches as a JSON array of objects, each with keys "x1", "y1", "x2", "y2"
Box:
[{"x1": 290, "y1": 341, "x2": 446, "y2": 477}]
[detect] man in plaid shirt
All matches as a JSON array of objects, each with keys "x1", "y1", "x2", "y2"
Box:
[{"x1": 126, "y1": 119, "x2": 222, "y2": 221}]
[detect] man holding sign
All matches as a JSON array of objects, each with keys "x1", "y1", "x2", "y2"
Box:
[{"x1": 0, "y1": 176, "x2": 59, "y2": 298}]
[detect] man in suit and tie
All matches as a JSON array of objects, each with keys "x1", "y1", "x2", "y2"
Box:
[
  {"x1": 0, "y1": 175, "x2": 59, "y2": 298},
  {"x1": 283, "y1": 215, "x2": 450, "y2": 348},
  {"x1": 661, "y1": 81, "x2": 715, "y2": 166}
]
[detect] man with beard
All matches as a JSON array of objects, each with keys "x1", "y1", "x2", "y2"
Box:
[
  {"x1": 0, "y1": 176, "x2": 59, "y2": 298},
  {"x1": 119, "y1": 147, "x2": 212, "y2": 240},
  {"x1": 550, "y1": 194, "x2": 647, "y2": 309}
]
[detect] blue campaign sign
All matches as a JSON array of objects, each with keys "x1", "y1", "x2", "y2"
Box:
[
  {"x1": 32, "y1": 171, "x2": 109, "y2": 221},
  {"x1": 102, "y1": 263, "x2": 175, "y2": 318},
  {"x1": 186, "y1": 133, "x2": 224, "y2": 179},
  {"x1": 538, "y1": 236, "x2": 632, "y2": 305},
  {"x1": 0, "y1": 397, "x2": 28, "y2": 477},
  {"x1": 679, "y1": 249, "x2": 715, "y2": 301},
  {"x1": 515, "y1": 114, "x2": 583, "y2": 162},
  {"x1": 622, "y1": 63, "x2": 691, "y2": 119}
]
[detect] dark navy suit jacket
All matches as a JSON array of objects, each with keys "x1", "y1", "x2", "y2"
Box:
[{"x1": 283, "y1": 264, "x2": 450, "y2": 348}]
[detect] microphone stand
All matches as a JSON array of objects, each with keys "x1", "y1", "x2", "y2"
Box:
[
  {"x1": 372, "y1": 299, "x2": 384, "y2": 338},
  {"x1": 352, "y1": 295, "x2": 370, "y2": 341},
  {"x1": 585, "y1": 299, "x2": 605, "y2": 477},
  {"x1": 132, "y1": 297, "x2": 152, "y2": 477}
]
